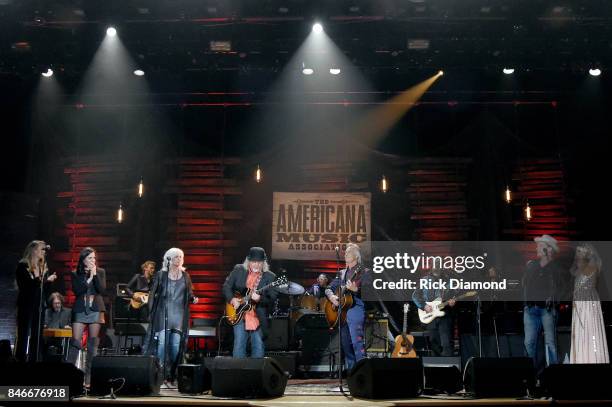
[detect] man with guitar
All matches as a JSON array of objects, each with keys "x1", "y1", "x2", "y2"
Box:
[
  {"x1": 125, "y1": 260, "x2": 156, "y2": 321},
  {"x1": 412, "y1": 268, "x2": 457, "y2": 357},
  {"x1": 325, "y1": 243, "x2": 369, "y2": 370},
  {"x1": 222, "y1": 247, "x2": 278, "y2": 358}
]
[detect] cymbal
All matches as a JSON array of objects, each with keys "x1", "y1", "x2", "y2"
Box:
[{"x1": 275, "y1": 281, "x2": 305, "y2": 295}]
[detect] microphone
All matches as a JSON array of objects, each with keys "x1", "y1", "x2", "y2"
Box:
[
  {"x1": 42, "y1": 244, "x2": 51, "y2": 251},
  {"x1": 335, "y1": 246, "x2": 340, "y2": 261}
]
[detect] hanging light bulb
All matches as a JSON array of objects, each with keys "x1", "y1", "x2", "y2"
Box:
[
  {"x1": 138, "y1": 177, "x2": 144, "y2": 198},
  {"x1": 255, "y1": 165, "x2": 262, "y2": 183},
  {"x1": 381, "y1": 175, "x2": 388, "y2": 193},
  {"x1": 117, "y1": 203, "x2": 124, "y2": 223},
  {"x1": 505, "y1": 186, "x2": 512, "y2": 203},
  {"x1": 524, "y1": 201, "x2": 532, "y2": 221}
]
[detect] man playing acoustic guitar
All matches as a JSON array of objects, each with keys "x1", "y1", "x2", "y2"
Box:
[
  {"x1": 222, "y1": 247, "x2": 278, "y2": 358},
  {"x1": 325, "y1": 243, "x2": 370, "y2": 370}
]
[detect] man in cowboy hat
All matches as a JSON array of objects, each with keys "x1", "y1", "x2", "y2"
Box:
[
  {"x1": 222, "y1": 247, "x2": 277, "y2": 358},
  {"x1": 522, "y1": 234, "x2": 568, "y2": 376}
]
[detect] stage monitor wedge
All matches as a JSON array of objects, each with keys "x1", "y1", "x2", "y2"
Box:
[
  {"x1": 211, "y1": 356, "x2": 288, "y2": 398},
  {"x1": 90, "y1": 355, "x2": 161, "y2": 396},
  {"x1": 465, "y1": 357, "x2": 535, "y2": 398},
  {"x1": 347, "y1": 358, "x2": 423, "y2": 399},
  {"x1": 542, "y1": 363, "x2": 612, "y2": 400}
]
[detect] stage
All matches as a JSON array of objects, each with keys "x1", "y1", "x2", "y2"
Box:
[{"x1": 66, "y1": 379, "x2": 610, "y2": 407}]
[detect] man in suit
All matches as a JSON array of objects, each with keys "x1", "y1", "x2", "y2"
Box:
[{"x1": 222, "y1": 247, "x2": 277, "y2": 358}]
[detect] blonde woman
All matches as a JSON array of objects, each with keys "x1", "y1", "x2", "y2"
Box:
[
  {"x1": 144, "y1": 248, "x2": 198, "y2": 386},
  {"x1": 15, "y1": 240, "x2": 57, "y2": 362},
  {"x1": 570, "y1": 243, "x2": 609, "y2": 363}
]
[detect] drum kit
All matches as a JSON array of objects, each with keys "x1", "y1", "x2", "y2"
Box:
[{"x1": 273, "y1": 280, "x2": 328, "y2": 341}]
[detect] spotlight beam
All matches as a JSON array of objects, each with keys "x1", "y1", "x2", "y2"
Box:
[{"x1": 352, "y1": 72, "x2": 443, "y2": 146}]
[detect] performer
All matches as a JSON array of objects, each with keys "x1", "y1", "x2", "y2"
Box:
[
  {"x1": 44, "y1": 292, "x2": 72, "y2": 329},
  {"x1": 125, "y1": 260, "x2": 156, "y2": 321},
  {"x1": 144, "y1": 248, "x2": 198, "y2": 386},
  {"x1": 308, "y1": 273, "x2": 330, "y2": 298},
  {"x1": 570, "y1": 243, "x2": 609, "y2": 363},
  {"x1": 67, "y1": 247, "x2": 106, "y2": 386},
  {"x1": 15, "y1": 240, "x2": 57, "y2": 362},
  {"x1": 223, "y1": 247, "x2": 277, "y2": 358},
  {"x1": 412, "y1": 268, "x2": 456, "y2": 357},
  {"x1": 522, "y1": 235, "x2": 567, "y2": 375},
  {"x1": 325, "y1": 243, "x2": 369, "y2": 370}
]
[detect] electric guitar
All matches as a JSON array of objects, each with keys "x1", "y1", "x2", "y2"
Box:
[
  {"x1": 418, "y1": 291, "x2": 477, "y2": 324},
  {"x1": 323, "y1": 266, "x2": 364, "y2": 328},
  {"x1": 224, "y1": 275, "x2": 287, "y2": 326},
  {"x1": 392, "y1": 303, "x2": 417, "y2": 358}
]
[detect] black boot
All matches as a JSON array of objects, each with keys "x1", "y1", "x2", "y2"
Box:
[
  {"x1": 85, "y1": 337, "x2": 99, "y2": 386},
  {"x1": 67, "y1": 338, "x2": 82, "y2": 366}
]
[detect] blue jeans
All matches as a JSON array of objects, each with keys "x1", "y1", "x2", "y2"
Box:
[
  {"x1": 340, "y1": 298, "x2": 366, "y2": 371},
  {"x1": 524, "y1": 306, "x2": 558, "y2": 371},
  {"x1": 156, "y1": 330, "x2": 181, "y2": 379},
  {"x1": 232, "y1": 321, "x2": 264, "y2": 358}
]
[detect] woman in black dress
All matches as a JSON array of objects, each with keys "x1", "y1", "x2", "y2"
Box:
[
  {"x1": 15, "y1": 240, "x2": 57, "y2": 362},
  {"x1": 67, "y1": 247, "x2": 106, "y2": 386}
]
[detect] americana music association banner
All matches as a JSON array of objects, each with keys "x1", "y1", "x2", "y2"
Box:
[{"x1": 272, "y1": 192, "x2": 371, "y2": 260}]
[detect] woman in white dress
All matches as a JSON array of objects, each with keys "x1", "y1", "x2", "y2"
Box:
[{"x1": 570, "y1": 243, "x2": 609, "y2": 364}]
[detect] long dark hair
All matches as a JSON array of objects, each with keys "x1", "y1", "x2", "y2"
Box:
[{"x1": 76, "y1": 247, "x2": 96, "y2": 275}]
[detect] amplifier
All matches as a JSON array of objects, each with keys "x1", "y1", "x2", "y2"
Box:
[{"x1": 365, "y1": 318, "x2": 389, "y2": 353}]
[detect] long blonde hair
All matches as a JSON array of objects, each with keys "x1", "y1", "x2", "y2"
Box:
[
  {"x1": 570, "y1": 243, "x2": 602, "y2": 275},
  {"x1": 19, "y1": 240, "x2": 48, "y2": 275}
]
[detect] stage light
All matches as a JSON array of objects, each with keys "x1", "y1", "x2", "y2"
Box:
[
  {"x1": 255, "y1": 165, "x2": 262, "y2": 183},
  {"x1": 302, "y1": 65, "x2": 314, "y2": 75},
  {"x1": 329, "y1": 68, "x2": 341, "y2": 75},
  {"x1": 524, "y1": 202, "x2": 532, "y2": 221},
  {"x1": 381, "y1": 175, "x2": 388, "y2": 193},
  {"x1": 133, "y1": 69, "x2": 145, "y2": 76},
  {"x1": 438, "y1": 70, "x2": 444, "y2": 76},
  {"x1": 138, "y1": 178, "x2": 144, "y2": 198},
  {"x1": 41, "y1": 68, "x2": 54, "y2": 78},
  {"x1": 503, "y1": 68, "x2": 515, "y2": 75},
  {"x1": 117, "y1": 203, "x2": 124, "y2": 223},
  {"x1": 505, "y1": 186, "x2": 512, "y2": 203},
  {"x1": 312, "y1": 23, "x2": 323, "y2": 33},
  {"x1": 106, "y1": 26, "x2": 117, "y2": 37},
  {"x1": 589, "y1": 68, "x2": 601, "y2": 77}
]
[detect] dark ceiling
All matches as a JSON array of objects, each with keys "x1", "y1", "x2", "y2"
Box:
[{"x1": 1, "y1": 0, "x2": 611, "y2": 91}]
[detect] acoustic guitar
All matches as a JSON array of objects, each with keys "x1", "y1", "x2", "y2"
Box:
[
  {"x1": 129, "y1": 292, "x2": 149, "y2": 309},
  {"x1": 323, "y1": 266, "x2": 363, "y2": 328},
  {"x1": 392, "y1": 303, "x2": 417, "y2": 358},
  {"x1": 417, "y1": 291, "x2": 477, "y2": 324},
  {"x1": 224, "y1": 275, "x2": 287, "y2": 326}
]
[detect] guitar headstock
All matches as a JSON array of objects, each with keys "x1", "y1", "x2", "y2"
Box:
[{"x1": 403, "y1": 303, "x2": 410, "y2": 313}]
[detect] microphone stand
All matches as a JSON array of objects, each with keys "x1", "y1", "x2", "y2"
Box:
[
  {"x1": 476, "y1": 294, "x2": 482, "y2": 358},
  {"x1": 333, "y1": 249, "x2": 347, "y2": 394},
  {"x1": 163, "y1": 259, "x2": 170, "y2": 383},
  {"x1": 34, "y1": 253, "x2": 49, "y2": 362}
]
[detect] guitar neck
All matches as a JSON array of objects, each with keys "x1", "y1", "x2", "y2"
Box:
[{"x1": 441, "y1": 291, "x2": 473, "y2": 306}]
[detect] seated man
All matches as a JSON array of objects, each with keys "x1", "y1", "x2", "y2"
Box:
[
  {"x1": 43, "y1": 292, "x2": 72, "y2": 360},
  {"x1": 44, "y1": 292, "x2": 72, "y2": 329}
]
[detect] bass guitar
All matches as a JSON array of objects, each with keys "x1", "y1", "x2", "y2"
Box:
[
  {"x1": 392, "y1": 303, "x2": 416, "y2": 358},
  {"x1": 224, "y1": 275, "x2": 287, "y2": 326},
  {"x1": 323, "y1": 266, "x2": 363, "y2": 328},
  {"x1": 418, "y1": 291, "x2": 477, "y2": 324}
]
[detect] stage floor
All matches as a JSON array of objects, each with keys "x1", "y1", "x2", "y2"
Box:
[{"x1": 69, "y1": 379, "x2": 611, "y2": 406}]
